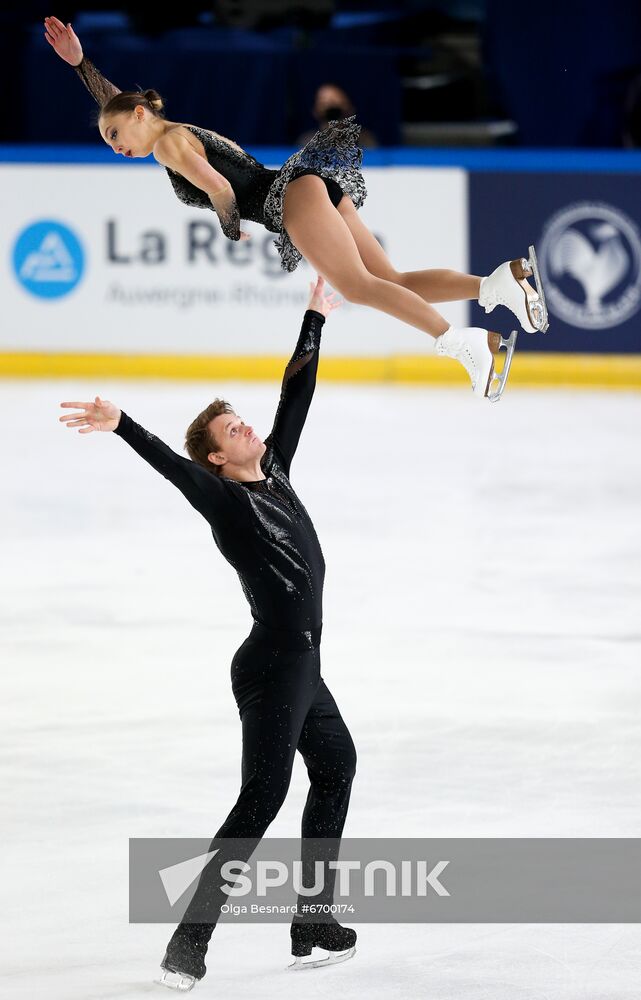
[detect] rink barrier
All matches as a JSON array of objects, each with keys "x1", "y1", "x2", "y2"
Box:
[
  {"x1": 4, "y1": 146, "x2": 641, "y2": 170},
  {"x1": 1, "y1": 351, "x2": 640, "y2": 389},
  {"x1": 4, "y1": 148, "x2": 641, "y2": 375}
]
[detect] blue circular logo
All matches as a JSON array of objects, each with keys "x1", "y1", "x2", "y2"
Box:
[{"x1": 12, "y1": 220, "x2": 85, "y2": 298}]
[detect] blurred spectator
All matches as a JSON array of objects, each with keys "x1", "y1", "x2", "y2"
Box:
[{"x1": 297, "y1": 83, "x2": 378, "y2": 147}]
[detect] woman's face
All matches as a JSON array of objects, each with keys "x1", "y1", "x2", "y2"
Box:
[{"x1": 98, "y1": 107, "x2": 155, "y2": 159}]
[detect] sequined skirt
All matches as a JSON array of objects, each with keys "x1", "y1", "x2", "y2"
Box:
[{"x1": 263, "y1": 115, "x2": 368, "y2": 273}]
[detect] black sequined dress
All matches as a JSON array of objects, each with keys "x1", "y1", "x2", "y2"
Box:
[{"x1": 72, "y1": 55, "x2": 368, "y2": 272}]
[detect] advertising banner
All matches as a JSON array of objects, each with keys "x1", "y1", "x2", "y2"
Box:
[
  {"x1": 2, "y1": 163, "x2": 467, "y2": 357},
  {"x1": 469, "y1": 172, "x2": 641, "y2": 354}
]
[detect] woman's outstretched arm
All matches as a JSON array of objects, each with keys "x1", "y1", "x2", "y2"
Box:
[
  {"x1": 154, "y1": 130, "x2": 249, "y2": 242},
  {"x1": 73, "y1": 54, "x2": 121, "y2": 106},
  {"x1": 44, "y1": 16, "x2": 121, "y2": 105}
]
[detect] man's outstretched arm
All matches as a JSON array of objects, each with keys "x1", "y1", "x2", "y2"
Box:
[
  {"x1": 268, "y1": 276, "x2": 342, "y2": 477},
  {"x1": 59, "y1": 396, "x2": 232, "y2": 524}
]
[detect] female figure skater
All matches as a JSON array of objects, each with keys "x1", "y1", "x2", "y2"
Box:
[
  {"x1": 45, "y1": 15, "x2": 549, "y2": 400},
  {"x1": 59, "y1": 277, "x2": 357, "y2": 991}
]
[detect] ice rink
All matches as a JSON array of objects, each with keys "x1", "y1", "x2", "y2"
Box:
[{"x1": 2, "y1": 378, "x2": 640, "y2": 999}]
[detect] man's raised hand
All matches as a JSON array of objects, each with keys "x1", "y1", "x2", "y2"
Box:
[
  {"x1": 307, "y1": 275, "x2": 343, "y2": 318},
  {"x1": 44, "y1": 15, "x2": 83, "y2": 66},
  {"x1": 59, "y1": 396, "x2": 121, "y2": 434}
]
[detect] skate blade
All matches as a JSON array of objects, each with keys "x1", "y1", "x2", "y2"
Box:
[
  {"x1": 154, "y1": 968, "x2": 197, "y2": 992},
  {"x1": 286, "y1": 945, "x2": 356, "y2": 970},
  {"x1": 508, "y1": 259, "x2": 539, "y2": 333},
  {"x1": 486, "y1": 329, "x2": 517, "y2": 402},
  {"x1": 527, "y1": 244, "x2": 549, "y2": 332}
]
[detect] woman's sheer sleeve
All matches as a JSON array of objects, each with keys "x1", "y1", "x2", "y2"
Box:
[
  {"x1": 210, "y1": 185, "x2": 242, "y2": 241},
  {"x1": 72, "y1": 54, "x2": 121, "y2": 106},
  {"x1": 266, "y1": 310, "x2": 325, "y2": 477},
  {"x1": 113, "y1": 410, "x2": 235, "y2": 524}
]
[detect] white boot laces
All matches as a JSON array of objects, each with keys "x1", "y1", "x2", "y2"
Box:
[
  {"x1": 438, "y1": 331, "x2": 478, "y2": 389},
  {"x1": 480, "y1": 269, "x2": 540, "y2": 316},
  {"x1": 457, "y1": 344, "x2": 478, "y2": 388},
  {"x1": 481, "y1": 288, "x2": 499, "y2": 313}
]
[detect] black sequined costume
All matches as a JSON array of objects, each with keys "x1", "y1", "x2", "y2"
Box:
[
  {"x1": 72, "y1": 55, "x2": 367, "y2": 272},
  {"x1": 114, "y1": 310, "x2": 328, "y2": 634},
  {"x1": 111, "y1": 310, "x2": 357, "y2": 981}
]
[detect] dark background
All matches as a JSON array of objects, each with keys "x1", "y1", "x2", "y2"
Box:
[{"x1": 2, "y1": 1, "x2": 641, "y2": 149}]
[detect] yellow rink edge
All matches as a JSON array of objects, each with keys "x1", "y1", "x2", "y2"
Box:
[{"x1": 0, "y1": 351, "x2": 640, "y2": 389}]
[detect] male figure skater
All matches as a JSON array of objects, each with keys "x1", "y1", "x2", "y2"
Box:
[{"x1": 59, "y1": 276, "x2": 357, "y2": 991}]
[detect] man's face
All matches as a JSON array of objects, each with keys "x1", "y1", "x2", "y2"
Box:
[{"x1": 208, "y1": 411, "x2": 265, "y2": 471}]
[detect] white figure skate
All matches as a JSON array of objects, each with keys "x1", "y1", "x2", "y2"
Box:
[
  {"x1": 434, "y1": 326, "x2": 517, "y2": 402},
  {"x1": 479, "y1": 245, "x2": 549, "y2": 333},
  {"x1": 155, "y1": 967, "x2": 197, "y2": 991}
]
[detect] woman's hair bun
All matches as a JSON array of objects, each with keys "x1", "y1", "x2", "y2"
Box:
[{"x1": 142, "y1": 88, "x2": 164, "y2": 112}]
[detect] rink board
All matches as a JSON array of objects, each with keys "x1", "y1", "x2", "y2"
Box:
[
  {"x1": 1, "y1": 350, "x2": 641, "y2": 390},
  {"x1": 0, "y1": 162, "x2": 466, "y2": 356},
  {"x1": 2, "y1": 148, "x2": 641, "y2": 386}
]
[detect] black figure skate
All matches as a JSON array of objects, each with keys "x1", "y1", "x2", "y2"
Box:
[
  {"x1": 287, "y1": 916, "x2": 357, "y2": 970},
  {"x1": 155, "y1": 965, "x2": 198, "y2": 992},
  {"x1": 155, "y1": 938, "x2": 206, "y2": 992}
]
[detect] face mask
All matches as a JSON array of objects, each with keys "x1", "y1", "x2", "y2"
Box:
[{"x1": 321, "y1": 105, "x2": 348, "y2": 120}]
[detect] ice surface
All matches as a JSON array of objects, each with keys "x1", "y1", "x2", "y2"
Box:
[{"x1": 1, "y1": 379, "x2": 640, "y2": 998}]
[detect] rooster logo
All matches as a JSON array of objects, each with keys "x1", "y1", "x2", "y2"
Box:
[
  {"x1": 549, "y1": 224, "x2": 628, "y2": 313},
  {"x1": 540, "y1": 203, "x2": 641, "y2": 329}
]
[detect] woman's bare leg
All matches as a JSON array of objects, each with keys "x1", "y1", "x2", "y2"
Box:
[
  {"x1": 336, "y1": 196, "x2": 482, "y2": 303},
  {"x1": 283, "y1": 176, "x2": 450, "y2": 338},
  {"x1": 404, "y1": 269, "x2": 481, "y2": 302}
]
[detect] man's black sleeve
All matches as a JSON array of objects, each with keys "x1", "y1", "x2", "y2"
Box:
[
  {"x1": 113, "y1": 410, "x2": 235, "y2": 524},
  {"x1": 267, "y1": 309, "x2": 325, "y2": 477}
]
